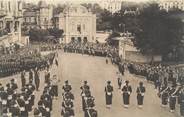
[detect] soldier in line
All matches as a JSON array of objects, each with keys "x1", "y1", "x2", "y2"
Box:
[
  {"x1": 179, "y1": 87, "x2": 184, "y2": 117},
  {"x1": 80, "y1": 81, "x2": 90, "y2": 111},
  {"x1": 105, "y1": 81, "x2": 113, "y2": 109},
  {"x1": 44, "y1": 68, "x2": 50, "y2": 85},
  {"x1": 117, "y1": 72, "x2": 122, "y2": 89},
  {"x1": 121, "y1": 80, "x2": 132, "y2": 108},
  {"x1": 63, "y1": 80, "x2": 72, "y2": 93},
  {"x1": 21, "y1": 71, "x2": 26, "y2": 88},
  {"x1": 29, "y1": 69, "x2": 33, "y2": 84},
  {"x1": 34, "y1": 68, "x2": 40, "y2": 91},
  {"x1": 136, "y1": 82, "x2": 146, "y2": 108},
  {"x1": 160, "y1": 85, "x2": 170, "y2": 107},
  {"x1": 169, "y1": 86, "x2": 177, "y2": 113}
]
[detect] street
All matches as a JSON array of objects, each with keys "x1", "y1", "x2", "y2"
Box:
[{"x1": 0, "y1": 51, "x2": 180, "y2": 117}]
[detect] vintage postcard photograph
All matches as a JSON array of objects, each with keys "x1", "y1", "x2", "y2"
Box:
[{"x1": 0, "y1": 0, "x2": 183, "y2": 117}]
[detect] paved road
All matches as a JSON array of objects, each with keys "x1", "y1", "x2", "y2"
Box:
[{"x1": 0, "y1": 51, "x2": 180, "y2": 117}]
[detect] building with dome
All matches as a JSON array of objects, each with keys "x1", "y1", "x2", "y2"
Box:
[
  {"x1": 22, "y1": 1, "x2": 53, "y2": 29},
  {"x1": 54, "y1": 4, "x2": 96, "y2": 43}
]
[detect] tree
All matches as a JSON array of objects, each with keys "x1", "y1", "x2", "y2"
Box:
[
  {"x1": 133, "y1": 3, "x2": 183, "y2": 59},
  {"x1": 29, "y1": 28, "x2": 50, "y2": 42},
  {"x1": 48, "y1": 28, "x2": 64, "y2": 39}
]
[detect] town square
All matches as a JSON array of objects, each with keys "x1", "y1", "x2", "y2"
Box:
[{"x1": 0, "y1": 0, "x2": 184, "y2": 117}]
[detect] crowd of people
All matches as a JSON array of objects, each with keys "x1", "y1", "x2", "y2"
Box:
[
  {"x1": 116, "y1": 62, "x2": 184, "y2": 116},
  {"x1": 64, "y1": 42, "x2": 118, "y2": 57},
  {"x1": 0, "y1": 49, "x2": 56, "y2": 77}
]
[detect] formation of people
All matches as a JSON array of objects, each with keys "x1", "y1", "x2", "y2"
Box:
[
  {"x1": 124, "y1": 63, "x2": 184, "y2": 116},
  {"x1": 105, "y1": 78, "x2": 146, "y2": 109},
  {"x1": 80, "y1": 81, "x2": 97, "y2": 117},
  {"x1": 0, "y1": 50, "x2": 56, "y2": 77},
  {"x1": 0, "y1": 78, "x2": 35, "y2": 116},
  {"x1": 33, "y1": 75, "x2": 59, "y2": 117},
  {"x1": 61, "y1": 80, "x2": 75, "y2": 117},
  {"x1": 64, "y1": 41, "x2": 118, "y2": 57}
]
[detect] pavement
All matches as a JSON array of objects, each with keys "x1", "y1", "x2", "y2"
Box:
[{"x1": 0, "y1": 50, "x2": 181, "y2": 117}]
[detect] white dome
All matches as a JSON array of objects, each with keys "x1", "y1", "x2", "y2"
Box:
[{"x1": 63, "y1": 4, "x2": 89, "y2": 14}]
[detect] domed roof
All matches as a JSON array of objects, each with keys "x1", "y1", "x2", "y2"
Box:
[
  {"x1": 63, "y1": 4, "x2": 89, "y2": 14},
  {"x1": 38, "y1": 1, "x2": 48, "y2": 8}
]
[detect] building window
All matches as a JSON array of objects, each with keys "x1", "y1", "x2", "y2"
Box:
[
  {"x1": 8, "y1": 1, "x2": 11, "y2": 12},
  {"x1": 77, "y1": 24, "x2": 81, "y2": 33},
  {"x1": 83, "y1": 24, "x2": 85, "y2": 31}
]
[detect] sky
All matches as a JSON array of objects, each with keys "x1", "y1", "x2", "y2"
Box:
[{"x1": 24, "y1": 0, "x2": 155, "y2": 4}]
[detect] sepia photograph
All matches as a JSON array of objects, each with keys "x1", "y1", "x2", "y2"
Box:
[{"x1": 0, "y1": 0, "x2": 184, "y2": 117}]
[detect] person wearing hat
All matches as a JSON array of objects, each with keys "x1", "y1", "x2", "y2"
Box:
[
  {"x1": 105, "y1": 81, "x2": 113, "y2": 108},
  {"x1": 169, "y1": 85, "x2": 177, "y2": 113},
  {"x1": 34, "y1": 69, "x2": 40, "y2": 91},
  {"x1": 136, "y1": 82, "x2": 146, "y2": 108},
  {"x1": 21, "y1": 71, "x2": 26, "y2": 88},
  {"x1": 63, "y1": 80, "x2": 72, "y2": 92},
  {"x1": 179, "y1": 87, "x2": 184, "y2": 117},
  {"x1": 121, "y1": 80, "x2": 132, "y2": 108}
]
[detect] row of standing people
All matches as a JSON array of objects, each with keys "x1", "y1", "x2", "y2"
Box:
[
  {"x1": 123, "y1": 62, "x2": 184, "y2": 116},
  {"x1": 80, "y1": 81, "x2": 98, "y2": 117}
]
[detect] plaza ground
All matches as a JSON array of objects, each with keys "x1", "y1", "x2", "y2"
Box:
[{"x1": 0, "y1": 51, "x2": 181, "y2": 117}]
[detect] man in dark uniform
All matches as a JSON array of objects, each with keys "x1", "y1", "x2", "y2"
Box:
[
  {"x1": 159, "y1": 84, "x2": 169, "y2": 107},
  {"x1": 63, "y1": 80, "x2": 72, "y2": 92},
  {"x1": 169, "y1": 86, "x2": 177, "y2": 113},
  {"x1": 105, "y1": 81, "x2": 113, "y2": 108},
  {"x1": 121, "y1": 80, "x2": 132, "y2": 108},
  {"x1": 80, "y1": 81, "x2": 90, "y2": 111},
  {"x1": 21, "y1": 71, "x2": 26, "y2": 88},
  {"x1": 136, "y1": 82, "x2": 146, "y2": 108},
  {"x1": 29, "y1": 69, "x2": 33, "y2": 83},
  {"x1": 84, "y1": 108, "x2": 98, "y2": 117},
  {"x1": 179, "y1": 87, "x2": 184, "y2": 117},
  {"x1": 34, "y1": 68, "x2": 40, "y2": 91}
]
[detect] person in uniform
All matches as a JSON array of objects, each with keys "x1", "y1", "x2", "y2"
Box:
[
  {"x1": 169, "y1": 86, "x2": 177, "y2": 113},
  {"x1": 179, "y1": 87, "x2": 184, "y2": 117},
  {"x1": 44, "y1": 69, "x2": 50, "y2": 85},
  {"x1": 63, "y1": 80, "x2": 72, "y2": 92},
  {"x1": 51, "y1": 75, "x2": 58, "y2": 99},
  {"x1": 21, "y1": 71, "x2": 26, "y2": 88},
  {"x1": 160, "y1": 85, "x2": 170, "y2": 107},
  {"x1": 29, "y1": 69, "x2": 33, "y2": 84},
  {"x1": 136, "y1": 82, "x2": 146, "y2": 108},
  {"x1": 80, "y1": 81, "x2": 90, "y2": 111},
  {"x1": 117, "y1": 72, "x2": 122, "y2": 89},
  {"x1": 121, "y1": 80, "x2": 132, "y2": 108},
  {"x1": 105, "y1": 81, "x2": 113, "y2": 108},
  {"x1": 34, "y1": 68, "x2": 40, "y2": 91}
]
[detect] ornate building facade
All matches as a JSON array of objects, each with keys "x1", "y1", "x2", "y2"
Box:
[
  {"x1": 159, "y1": 0, "x2": 184, "y2": 11},
  {"x1": 22, "y1": 1, "x2": 53, "y2": 29},
  {"x1": 101, "y1": 0, "x2": 122, "y2": 13},
  {"x1": 0, "y1": 0, "x2": 23, "y2": 47},
  {"x1": 54, "y1": 4, "x2": 96, "y2": 43}
]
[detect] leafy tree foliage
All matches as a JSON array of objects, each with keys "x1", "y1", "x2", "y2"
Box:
[{"x1": 133, "y1": 3, "x2": 183, "y2": 57}]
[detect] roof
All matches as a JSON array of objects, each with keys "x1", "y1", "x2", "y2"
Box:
[
  {"x1": 63, "y1": 4, "x2": 89, "y2": 14},
  {"x1": 23, "y1": 11, "x2": 37, "y2": 17}
]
